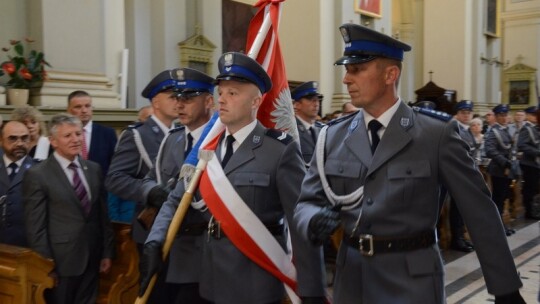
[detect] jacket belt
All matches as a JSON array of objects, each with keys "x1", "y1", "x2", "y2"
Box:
[
  {"x1": 344, "y1": 230, "x2": 436, "y2": 256},
  {"x1": 208, "y1": 220, "x2": 284, "y2": 240}
]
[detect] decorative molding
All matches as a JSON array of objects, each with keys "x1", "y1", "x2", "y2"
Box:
[{"x1": 178, "y1": 26, "x2": 217, "y2": 75}]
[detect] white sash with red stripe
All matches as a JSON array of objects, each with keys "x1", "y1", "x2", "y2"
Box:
[{"x1": 199, "y1": 143, "x2": 300, "y2": 303}]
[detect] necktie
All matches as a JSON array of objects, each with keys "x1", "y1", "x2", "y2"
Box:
[
  {"x1": 68, "y1": 163, "x2": 90, "y2": 215},
  {"x1": 8, "y1": 163, "x2": 18, "y2": 182},
  {"x1": 368, "y1": 120, "x2": 383, "y2": 154},
  {"x1": 184, "y1": 133, "x2": 194, "y2": 158},
  {"x1": 221, "y1": 135, "x2": 235, "y2": 168},
  {"x1": 81, "y1": 130, "x2": 88, "y2": 160}
]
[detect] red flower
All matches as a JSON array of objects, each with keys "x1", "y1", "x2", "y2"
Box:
[
  {"x1": 19, "y1": 67, "x2": 33, "y2": 80},
  {"x1": 2, "y1": 62, "x2": 16, "y2": 74},
  {"x1": 9, "y1": 40, "x2": 20, "y2": 46}
]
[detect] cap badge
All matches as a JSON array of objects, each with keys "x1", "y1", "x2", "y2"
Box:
[
  {"x1": 176, "y1": 70, "x2": 184, "y2": 81},
  {"x1": 225, "y1": 67, "x2": 232, "y2": 72},
  {"x1": 224, "y1": 53, "x2": 234, "y2": 67},
  {"x1": 400, "y1": 117, "x2": 410, "y2": 127},
  {"x1": 313, "y1": 82, "x2": 318, "y2": 89},
  {"x1": 340, "y1": 27, "x2": 350, "y2": 43}
]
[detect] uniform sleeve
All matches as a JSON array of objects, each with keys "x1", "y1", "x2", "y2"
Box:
[
  {"x1": 22, "y1": 168, "x2": 53, "y2": 259},
  {"x1": 145, "y1": 178, "x2": 185, "y2": 244},
  {"x1": 277, "y1": 141, "x2": 326, "y2": 297},
  {"x1": 517, "y1": 126, "x2": 540, "y2": 158},
  {"x1": 438, "y1": 123, "x2": 522, "y2": 296},
  {"x1": 484, "y1": 130, "x2": 510, "y2": 167},
  {"x1": 106, "y1": 130, "x2": 146, "y2": 202}
]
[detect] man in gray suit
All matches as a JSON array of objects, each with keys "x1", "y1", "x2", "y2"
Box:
[
  {"x1": 0, "y1": 121, "x2": 38, "y2": 247},
  {"x1": 106, "y1": 68, "x2": 181, "y2": 302},
  {"x1": 23, "y1": 114, "x2": 115, "y2": 304},
  {"x1": 139, "y1": 68, "x2": 215, "y2": 304},
  {"x1": 291, "y1": 81, "x2": 324, "y2": 165},
  {"x1": 294, "y1": 24, "x2": 524, "y2": 304}
]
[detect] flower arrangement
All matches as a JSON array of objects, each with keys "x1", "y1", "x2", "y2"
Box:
[{"x1": 0, "y1": 38, "x2": 50, "y2": 89}]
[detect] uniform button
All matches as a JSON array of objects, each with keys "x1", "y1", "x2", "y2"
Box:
[
  {"x1": 406, "y1": 168, "x2": 412, "y2": 175},
  {"x1": 366, "y1": 198, "x2": 373, "y2": 205},
  {"x1": 339, "y1": 167, "x2": 344, "y2": 173},
  {"x1": 368, "y1": 174, "x2": 375, "y2": 180},
  {"x1": 249, "y1": 178, "x2": 253, "y2": 183}
]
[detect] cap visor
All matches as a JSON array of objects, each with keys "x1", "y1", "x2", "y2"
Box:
[{"x1": 334, "y1": 55, "x2": 377, "y2": 65}]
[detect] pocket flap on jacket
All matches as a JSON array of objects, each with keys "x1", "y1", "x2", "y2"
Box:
[{"x1": 324, "y1": 159, "x2": 361, "y2": 178}]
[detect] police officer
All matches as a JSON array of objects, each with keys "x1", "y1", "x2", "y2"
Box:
[
  {"x1": 484, "y1": 104, "x2": 517, "y2": 236},
  {"x1": 144, "y1": 52, "x2": 326, "y2": 304},
  {"x1": 106, "y1": 69, "x2": 181, "y2": 302},
  {"x1": 294, "y1": 23, "x2": 524, "y2": 304},
  {"x1": 0, "y1": 121, "x2": 39, "y2": 247},
  {"x1": 291, "y1": 81, "x2": 324, "y2": 164},
  {"x1": 448, "y1": 100, "x2": 476, "y2": 252},
  {"x1": 139, "y1": 68, "x2": 215, "y2": 304},
  {"x1": 517, "y1": 106, "x2": 540, "y2": 219}
]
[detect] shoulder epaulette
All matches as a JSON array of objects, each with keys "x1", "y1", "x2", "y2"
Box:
[
  {"x1": 412, "y1": 106, "x2": 452, "y2": 122},
  {"x1": 265, "y1": 129, "x2": 293, "y2": 145},
  {"x1": 326, "y1": 111, "x2": 358, "y2": 127},
  {"x1": 168, "y1": 125, "x2": 185, "y2": 134},
  {"x1": 126, "y1": 121, "x2": 144, "y2": 129}
]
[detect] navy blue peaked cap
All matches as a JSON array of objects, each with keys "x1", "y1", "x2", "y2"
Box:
[
  {"x1": 335, "y1": 23, "x2": 411, "y2": 65},
  {"x1": 493, "y1": 104, "x2": 510, "y2": 114},
  {"x1": 215, "y1": 52, "x2": 272, "y2": 94},
  {"x1": 455, "y1": 100, "x2": 474, "y2": 111},
  {"x1": 142, "y1": 69, "x2": 181, "y2": 100},
  {"x1": 291, "y1": 81, "x2": 323, "y2": 101}
]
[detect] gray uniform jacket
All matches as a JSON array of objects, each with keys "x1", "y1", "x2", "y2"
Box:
[
  {"x1": 294, "y1": 102, "x2": 522, "y2": 304},
  {"x1": 23, "y1": 156, "x2": 115, "y2": 276},
  {"x1": 517, "y1": 121, "x2": 540, "y2": 168},
  {"x1": 106, "y1": 118, "x2": 166, "y2": 243},
  {"x1": 144, "y1": 126, "x2": 207, "y2": 284},
  {"x1": 296, "y1": 117, "x2": 322, "y2": 164},
  {"x1": 484, "y1": 124, "x2": 513, "y2": 178},
  {"x1": 196, "y1": 122, "x2": 324, "y2": 303}
]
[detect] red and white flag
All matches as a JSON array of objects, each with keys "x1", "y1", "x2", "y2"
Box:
[
  {"x1": 197, "y1": 0, "x2": 301, "y2": 303},
  {"x1": 247, "y1": 0, "x2": 298, "y2": 140}
]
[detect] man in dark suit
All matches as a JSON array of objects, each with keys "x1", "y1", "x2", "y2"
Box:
[
  {"x1": 106, "y1": 68, "x2": 181, "y2": 302},
  {"x1": 23, "y1": 113, "x2": 115, "y2": 304},
  {"x1": 139, "y1": 68, "x2": 215, "y2": 304},
  {"x1": 294, "y1": 24, "x2": 524, "y2": 304},
  {"x1": 0, "y1": 121, "x2": 38, "y2": 247},
  {"x1": 67, "y1": 90, "x2": 118, "y2": 175},
  {"x1": 291, "y1": 81, "x2": 324, "y2": 165}
]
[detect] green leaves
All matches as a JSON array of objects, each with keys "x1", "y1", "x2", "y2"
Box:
[{"x1": 0, "y1": 38, "x2": 50, "y2": 89}]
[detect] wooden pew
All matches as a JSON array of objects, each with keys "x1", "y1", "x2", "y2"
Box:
[
  {"x1": 97, "y1": 222, "x2": 140, "y2": 304},
  {"x1": 0, "y1": 244, "x2": 54, "y2": 304}
]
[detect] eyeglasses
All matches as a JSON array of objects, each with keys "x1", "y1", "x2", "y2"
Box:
[{"x1": 5, "y1": 135, "x2": 30, "y2": 144}]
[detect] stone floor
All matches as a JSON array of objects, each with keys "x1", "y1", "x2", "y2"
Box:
[{"x1": 443, "y1": 218, "x2": 539, "y2": 303}]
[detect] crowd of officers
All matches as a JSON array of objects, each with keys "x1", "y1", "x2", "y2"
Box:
[{"x1": 0, "y1": 23, "x2": 532, "y2": 304}]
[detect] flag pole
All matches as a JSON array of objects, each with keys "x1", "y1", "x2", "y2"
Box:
[{"x1": 134, "y1": 10, "x2": 272, "y2": 304}]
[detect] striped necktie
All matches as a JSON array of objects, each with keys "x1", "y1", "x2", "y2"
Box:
[{"x1": 68, "y1": 163, "x2": 90, "y2": 215}]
